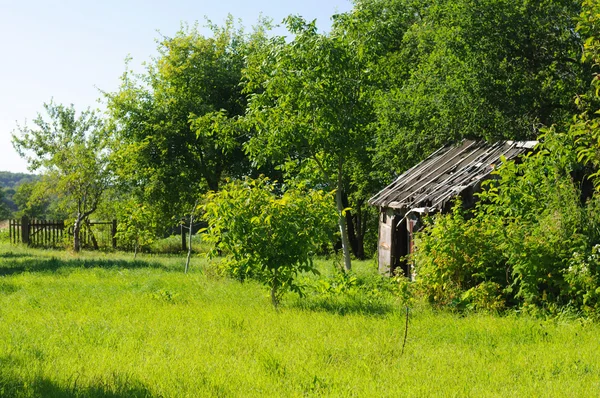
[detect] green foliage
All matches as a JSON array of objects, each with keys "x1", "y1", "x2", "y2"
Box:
[
  {"x1": 336, "y1": 0, "x2": 587, "y2": 177},
  {"x1": 202, "y1": 177, "x2": 337, "y2": 306},
  {"x1": 563, "y1": 244, "x2": 600, "y2": 315},
  {"x1": 12, "y1": 101, "x2": 110, "y2": 251},
  {"x1": 412, "y1": 1, "x2": 600, "y2": 313},
  {"x1": 413, "y1": 200, "x2": 506, "y2": 309},
  {"x1": 0, "y1": 189, "x2": 10, "y2": 220},
  {"x1": 105, "y1": 18, "x2": 269, "y2": 230},
  {"x1": 0, "y1": 171, "x2": 38, "y2": 190},
  {"x1": 414, "y1": 129, "x2": 598, "y2": 312},
  {"x1": 115, "y1": 201, "x2": 156, "y2": 257},
  {"x1": 569, "y1": 0, "x2": 600, "y2": 189},
  {"x1": 243, "y1": 16, "x2": 375, "y2": 269},
  {"x1": 0, "y1": 172, "x2": 40, "y2": 218},
  {"x1": 11, "y1": 181, "x2": 65, "y2": 220}
]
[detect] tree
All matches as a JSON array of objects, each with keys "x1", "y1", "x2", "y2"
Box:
[
  {"x1": 571, "y1": 0, "x2": 600, "y2": 189},
  {"x1": 11, "y1": 181, "x2": 62, "y2": 219},
  {"x1": 105, "y1": 18, "x2": 269, "y2": 229},
  {"x1": 243, "y1": 16, "x2": 374, "y2": 271},
  {"x1": 12, "y1": 101, "x2": 109, "y2": 251},
  {"x1": 0, "y1": 190, "x2": 10, "y2": 220},
  {"x1": 115, "y1": 200, "x2": 156, "y2": 259},
  {"x1": 335, "y1": 0, "x2": 588, "y2": 177},
  {"x1": 410, "y1": 0, "x2": 600, "y2": 313},
  {"x1": 202, "y1": 177, "x2": 337, "y2": 307}
]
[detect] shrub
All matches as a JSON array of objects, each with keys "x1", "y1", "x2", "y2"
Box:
[
  {"x1": 414, "y1": 129, "x2": 599, "y2": 313},
  {"x1": 201, "y1": 177, "x2": 337, "y2": 307},
  {"x1": 412, "y1": 200, "x2": 506, "y2": 308}
]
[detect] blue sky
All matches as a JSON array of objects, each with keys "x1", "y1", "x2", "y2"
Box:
[{"x1": 0, "y1": 0, "x2": 353, "y2": 174}]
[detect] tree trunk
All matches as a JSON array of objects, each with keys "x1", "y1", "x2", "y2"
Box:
[
  {"x1": 185, "y1": 213, "x2": 194, "y2": 274},
  {"x1": 271, "y1": 284, "x2": 278, "y2": 308},
  {"x1": 342, "y1": 192, "x2": 362, "y2": 260},
  {"x1": 336, "y1": 161, "x2": 352, "y2": 272},
  {"x1": 185, "y1": 200, "x2": 198, "y2": 274},
  {"x1": 73, "y1": 215, "x2": 83, "y2": 252}
]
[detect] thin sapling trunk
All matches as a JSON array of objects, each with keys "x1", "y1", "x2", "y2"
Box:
[
  {"x1": 336, "y1": 161, "x2": 352, "y2": 272},
  {"x1": 185, "y1": 200, "x2": 198, "y2": 274}
]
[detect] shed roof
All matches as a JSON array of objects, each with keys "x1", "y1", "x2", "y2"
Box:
[{"x1": 368, "y1": 140, "x2": 537, "y2": 211}]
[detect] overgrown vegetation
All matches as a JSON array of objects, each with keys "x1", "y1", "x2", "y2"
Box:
[
  {"x1": 202, "y1": 177, "x2": 336, "y2": 306},
  {"x1": 412, "y1": 0, "x2": 600, "y2": 315},
  {"x1": 4, "y1": 0, "x2": 600, "y2": 317},
  {"x1": 415, "y1": 130, "x2": 596, "y2": 310}
]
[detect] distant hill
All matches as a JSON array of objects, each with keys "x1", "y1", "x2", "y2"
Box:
[
  {"x1": 0, "y1": 171, "x2": 40, "y2": 217},
  {"x1": 0, "y1": 171, "x2": 38, "y2": 190}
]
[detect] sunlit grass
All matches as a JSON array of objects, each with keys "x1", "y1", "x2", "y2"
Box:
[{"x1": 0, "y1": 243, "x2": 599, "y2": 397}]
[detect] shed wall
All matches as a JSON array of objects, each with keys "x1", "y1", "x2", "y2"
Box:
[{"x1": 377, "y1": 208, "x2": 394, "y2": 275}]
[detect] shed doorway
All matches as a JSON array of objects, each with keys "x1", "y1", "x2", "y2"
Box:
[{"x1": 391, "y1": 216, "x2": 410, "y2": 277}]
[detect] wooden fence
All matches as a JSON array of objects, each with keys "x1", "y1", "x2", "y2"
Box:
[{"x1": 9, "y1": 217, "x2": 117, "y2": 249}]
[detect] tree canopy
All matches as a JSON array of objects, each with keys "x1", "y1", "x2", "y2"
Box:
[
  {"x1": 105, "y1": 18, "x2": 263, "y2": 228},
  {"x1": 12, "y1": 101, "x2": 109, "y2": 251},
  {"x1": 243, "y1": 16, "x2": 375, "y2": 270},
  {"x1": 336, "y1": 0, "x2": 588, "y2": 176}
]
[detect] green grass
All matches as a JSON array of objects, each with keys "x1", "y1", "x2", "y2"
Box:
[{"x1": 0, "y1": 243, "x2": 599, "y2": 397}]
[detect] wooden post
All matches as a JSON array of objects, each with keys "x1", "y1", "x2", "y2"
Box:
[
  {"x1": 111, "y1": 219, "x2": 117, "y2": 249},
  {"x1": 21, "y1": 216, "x2": 30, "y2": 246},
  {"x1": 181, "y1": 218, "x2": 187, "y2": 252}
]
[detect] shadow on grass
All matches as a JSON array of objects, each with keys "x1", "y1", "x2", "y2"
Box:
[
  {"x1": 288, "y1": 296, "x2": 395, "y2": 317},
  {"x1": 0, "y1": 257, "x2": 168, "y2": 277},
  {"x1": 0, "y1": 375, "x2": 154, "y2": 398},
  {"x1": 0, "y1": 252, "x2": 34, "y2": 259}
]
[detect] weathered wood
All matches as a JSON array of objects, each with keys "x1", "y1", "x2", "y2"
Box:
[
  {"x1": 21, "y1": 216, "x2": 29, "y2": 245},
  {"x1": 9, "y1": 218, "x2": 116, "y2": 249},
  {"x1": 370, "y1": 140, "x2": 537, "y2": 277},
  {"x1": 369, "y1": 140, "x2": 536, "y2": 211}
]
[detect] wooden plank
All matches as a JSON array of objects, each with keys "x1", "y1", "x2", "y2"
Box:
[{"x1": 384, "y1": 141, "x2": 480, "y2": 209}]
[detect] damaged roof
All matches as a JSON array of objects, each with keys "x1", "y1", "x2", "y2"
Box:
[{"x1": 369, "y1": 140, "x2": 537, "y2": 212}]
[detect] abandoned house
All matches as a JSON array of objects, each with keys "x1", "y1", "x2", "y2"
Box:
[{"x1": 368, "y1": 140, "x2": 537, "y2": 277}]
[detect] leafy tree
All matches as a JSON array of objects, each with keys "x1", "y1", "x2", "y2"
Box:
[
  {"x1": 243, "y1": 16, "x2": 374, "y2": 270},
  {"x1": 105, "y1": 18, "x2": 269, "y2": 229},
  {"x1": 12, "y1": 102, "x2": 109, "y2": 251},
  {"x1": 202, "y1": 177, "x2": 337, "y2": 307},
  {"x1": 336, "y1": 0, "x2": 588, "y2": 177},
  {"x1": 0, "y1": 189, "x2": 10, "y2": 220},
  {"x1": 571, "y1": 0, "x2": 600, "y2": 189},
  {"x1": 11, "y1": 181, "x2": 60, "y2": 219},
  {"x1": 115, "y1": 200, "x2": 156, "y2": 258},
  {"x1": 412, "y1": 0, "x2": 600, "y2": 314}
]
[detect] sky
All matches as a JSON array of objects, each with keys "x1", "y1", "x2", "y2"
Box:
[{"x1": 0, "y1": 0, "x2": 353, "y2": 174}]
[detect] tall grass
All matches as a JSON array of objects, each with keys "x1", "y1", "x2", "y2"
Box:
[{"x1": 0, "y1": 243, "x2": 598, "y2": 396}]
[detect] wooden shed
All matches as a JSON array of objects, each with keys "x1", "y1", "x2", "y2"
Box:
[{"x1": 369, "y1": 140, "x2": 537, "y2": 277}]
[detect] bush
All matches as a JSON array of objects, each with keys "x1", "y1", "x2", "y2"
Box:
[
  {"x1": 414, "y1": 130, "x2": 599, "y2": 313},
  {"x1": 202, "y1": 177, "x2": 337, "y2": 307},
  {"x1": 413, "y1": 200, "x2": 506, "y2": 308}
]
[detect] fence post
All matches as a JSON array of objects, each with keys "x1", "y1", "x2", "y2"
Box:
[
  {"x1": 111, "y1": 219, "x2": 117, "y2": 249},
  {"x1": 21, "y1": 216, "x2": 30, "y2": 245}
]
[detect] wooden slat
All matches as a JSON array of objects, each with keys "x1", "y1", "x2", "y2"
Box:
[{"x1": 369, "y1": 140, "x2": 534, "y2": 212}]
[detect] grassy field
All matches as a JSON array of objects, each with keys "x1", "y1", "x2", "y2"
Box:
[{"x1": 0, "y1": 243, "x2": 599, "y2": 397}]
